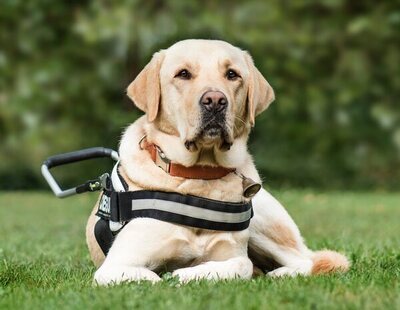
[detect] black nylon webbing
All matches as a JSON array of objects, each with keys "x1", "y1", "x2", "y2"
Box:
[
  {"x1": 94, "y1": 218, "x2": 115, "y2": 255},
  {"x1": 116, "y1": 168, "x2": 129, "y2": 191},
  {"x1": 96, "y1": 190, "x2": 252, "y2": 232}
]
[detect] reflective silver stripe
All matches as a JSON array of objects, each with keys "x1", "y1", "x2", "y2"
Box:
[
  {"x1": 132, "y1": 199, "x2": 251, "y2": 224},
  {"x1": 111, "y1": 162, "x2": 125, "y2": 192}
]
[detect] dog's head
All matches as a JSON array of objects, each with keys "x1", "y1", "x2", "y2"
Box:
[{"x1": 127, "y1": 39, "x2": 274, "y2": 152}]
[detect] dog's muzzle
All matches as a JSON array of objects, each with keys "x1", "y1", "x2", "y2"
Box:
[
  {"x1": 184, "y1": 90, "x2": 232, "y2": 152},
  {"x1": 199, "y1": 90, "x2": 230, "y2": 142}
]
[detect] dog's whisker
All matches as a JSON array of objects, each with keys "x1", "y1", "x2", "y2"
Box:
[{"x1": 234, "y1": 116, "x2": 247, "y2": 126}]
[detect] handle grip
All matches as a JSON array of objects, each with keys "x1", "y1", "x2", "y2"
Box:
[
  {"x1": 41, "y1": 147, "x2": 119, "y2": 198},
  {"x1": 43, "y1": 147, "x2": 116, "y2": 169}
]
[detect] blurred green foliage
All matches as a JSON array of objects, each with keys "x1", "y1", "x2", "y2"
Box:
[{"x1": 1, "y1": 0, "x2": 399, "y2": 189}]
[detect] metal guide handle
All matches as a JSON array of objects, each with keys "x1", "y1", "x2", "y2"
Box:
[{"x1": 41, "y1": 147, "x2": 119, "y2": 198}]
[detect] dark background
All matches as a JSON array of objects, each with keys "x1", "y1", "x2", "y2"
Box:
[{"x1": 1, "y1": 0, "x2": 399, "y2": 190}]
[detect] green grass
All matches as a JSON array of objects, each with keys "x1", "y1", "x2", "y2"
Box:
[{"x1": 0, "y1": 190, "x2": 399, "y2": 309}]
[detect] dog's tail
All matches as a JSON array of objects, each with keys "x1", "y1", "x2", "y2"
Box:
[{"x1": 310, "y1": 250, "x2": 350, "y2": 275}]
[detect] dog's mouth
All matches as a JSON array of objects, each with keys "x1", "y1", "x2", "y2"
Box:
[
  {"x1": 185, "y1": 120, "x2": 232, "y2": 152},
  {"x1": 202, "y1": 123, "x2": 225, "y2": 138}
]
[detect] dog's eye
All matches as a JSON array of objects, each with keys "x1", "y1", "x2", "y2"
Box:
[
  {"x1": 226, "y1": 69, "x2": 240, "y2": 80},
  {"x1": 175, "y1": 69, "x2": 192, "y2": 80}
]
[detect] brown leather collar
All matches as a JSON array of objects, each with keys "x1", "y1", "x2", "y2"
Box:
[{"x1": 139, "y1": 136, "x2": 235, "y2": 180}]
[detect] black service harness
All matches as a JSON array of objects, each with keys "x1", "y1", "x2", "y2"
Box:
[{"x1": 41, "y1": 147, "x2": 253, "y2": 255}]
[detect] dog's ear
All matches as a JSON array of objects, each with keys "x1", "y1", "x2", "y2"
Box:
[
  {"x1": 244, "y1": 52, "x2": 275, "y2": 127},
  {"x1": 127, "y1": 51, "x2": 165, "y2": 122}
]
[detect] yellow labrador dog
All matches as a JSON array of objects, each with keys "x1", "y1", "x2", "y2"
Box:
[{"x1": 86, "y1": 39, "x2": 349, "y2": 285}]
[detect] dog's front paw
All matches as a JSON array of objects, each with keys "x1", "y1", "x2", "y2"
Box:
[
  {"x1": 94, "y1": 265, "x2": 161, "y2": 286},
  {"x1": 172, "y1": 266, "x2": 212, "y2": 283},
  {"x1": 173, "y1": 257, "x2": 253, "y2": 283},
  {"x1": 267, "y1": 265, "x2": 311, "y2": 278}
]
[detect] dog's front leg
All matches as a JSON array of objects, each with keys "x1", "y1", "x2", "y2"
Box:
[
  {"x1": 172, "y1": 256, "x2": 253, "y2": 283},
  {"x1": 93, "y1": 218, "x2": 190, "y2": 286}
]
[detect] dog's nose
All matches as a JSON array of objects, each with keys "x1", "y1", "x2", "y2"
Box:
[{"x1": 200, "y1": 91, "x2": 228, "y2": 113}]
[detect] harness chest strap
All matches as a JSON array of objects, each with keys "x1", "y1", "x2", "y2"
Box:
[
  {"x1": 98, "y1": 189, "x2": 252, "y2": 230},
  {"x1": 96, "y1": 163, "x2": 252, "y2": 232}
]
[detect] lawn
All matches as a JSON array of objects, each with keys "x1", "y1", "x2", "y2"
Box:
[{"x1": 0, "y1": 190, "x2": 399, "y2": 309}]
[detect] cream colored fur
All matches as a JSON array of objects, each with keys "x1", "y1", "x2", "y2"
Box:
[{"x1": 86, "y1": 39, "x2": 349, "y2": 285}]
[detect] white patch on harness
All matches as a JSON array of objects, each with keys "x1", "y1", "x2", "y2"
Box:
[
  {"x1": 109, "y1": 162, "x2": 125, "y2": 232},
  {"x1": 111, "y1": 161, "x2": 125, "y2": 192},
  {"x1": 99, "y1": 194, "x2": 111, "y2": 215}
]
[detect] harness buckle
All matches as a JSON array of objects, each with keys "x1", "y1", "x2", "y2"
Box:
[{"x1": 99, "y1": 173, "x2": 111, "y2": 191}]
